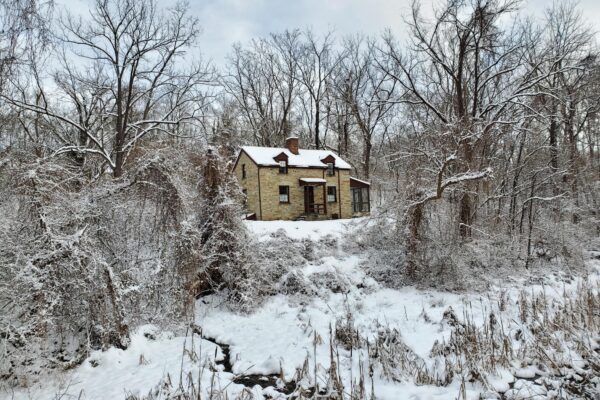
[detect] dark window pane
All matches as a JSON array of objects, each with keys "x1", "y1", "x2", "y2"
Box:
[
  {"x1": 279, "y1": 185, "x2": 289, "y2": 203},
  {"x1": 279, "y1": 161, "x2": 287, "y2": 174},
  {"x1": 327, "y1": 163, "x2": 334, "y2": 176},
  {"x1": 352, "y1": 188, "x2": 367, "y2": 212},
  {"x1": 327, "y1": 186, "x2": 337, "y2": 202}
]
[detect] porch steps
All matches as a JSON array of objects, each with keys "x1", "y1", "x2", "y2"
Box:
[{"x1": 297, "y1": 214, "x2": 329, "y2": 221}]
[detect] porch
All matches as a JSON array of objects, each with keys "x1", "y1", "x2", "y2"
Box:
[
  {"x1": 350, "y1": 177, "x2": 370, "y2": 214},
  {"x1": 298, "y1": 178, "x2": 329, "y2": 220}
]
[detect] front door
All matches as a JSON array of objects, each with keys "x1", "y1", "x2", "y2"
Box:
[{"x1": 304, "y1": 186, "x2": 315, "y2": 213}]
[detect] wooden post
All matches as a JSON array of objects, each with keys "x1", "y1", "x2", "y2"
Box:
[{"x1": 323, "y1": 184, "x2": 327, "y2": 215}]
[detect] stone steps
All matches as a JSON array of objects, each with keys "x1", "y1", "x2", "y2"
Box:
[{"x1": 298, "y1": 213, "x2": 329, "y2": 221}]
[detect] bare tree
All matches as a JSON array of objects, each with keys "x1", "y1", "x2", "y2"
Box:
[
  {"x1": 297, "y1": 30, "x2": 345, "y2": 149},
  {"x1": 540, "y1": 2, "x2": 595, "y2": 221},
  {"x1": 0, "y1": 0, "x2": 52, "y2": 92},
  {"x1": 379, "y1": 0, "x2": 559, "y2": 240},
  {"x1": 541, "y1": 3, "x2": 593, "y2": 174},
  {"x1": 2, "y1": 0, "x2": 213, "y2": 177},
  {"x1": 224, "y1": 30, "x2": 301, "y2": 147},
  {"x1": 338, "y1": 37, "x2": 396, "y2": 179}
]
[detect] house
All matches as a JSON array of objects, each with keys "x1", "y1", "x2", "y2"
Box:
[{"x1": 233, "y1": 137, "x2": 370, "y2": 221}]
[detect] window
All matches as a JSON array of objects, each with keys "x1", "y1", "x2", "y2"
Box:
[
  {"x1": 242, "y1": 189, "x2": 248, "y2": 206},
  {"x1": 327, "y1": 186, "x2": 337, "y2": 203},
  {"x1": 279, "y1": 160, "x2": 288, "y2": 174},
  {"x1": 242, "y1": 164, "x2": 246, "y2": 179},
  {"x1": 279, "y1": 185, "x2": 290, "y2": 203},
  {"x1": 326, "y1": 162, "x2": 335, "y2": 176},
  {"x1": 352, "y1": 188, "x2": 370, "y2": 213}
]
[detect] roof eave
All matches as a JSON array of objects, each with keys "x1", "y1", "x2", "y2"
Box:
[
  {"x1": 255, "y1": 163, "x2": 352, "y2": 170},
  {"x1": 233, "y1": 148, "x2": 261, "y2": 171}
]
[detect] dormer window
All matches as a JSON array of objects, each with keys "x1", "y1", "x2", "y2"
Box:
[
  {"x1": 279, "y1": 160, "x2": 288, "y2": 174},
  {"x1": 274, "y1": 152, "x2": 289, "y2": 174},
  {"x1": 327, "y1": 163, "x2": 335, "y2": 176},
  {"x1": 321, "y1": 154, "x2": 336, "y2": 176}
]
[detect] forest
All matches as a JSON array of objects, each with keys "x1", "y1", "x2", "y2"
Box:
[{"x1": 1, "y1": 0, "x2": 599, "y2": 399}]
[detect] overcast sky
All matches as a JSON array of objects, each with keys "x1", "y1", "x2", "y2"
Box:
[{"x1": 60, "y1": 0, "x2": 600, "y2": 65}]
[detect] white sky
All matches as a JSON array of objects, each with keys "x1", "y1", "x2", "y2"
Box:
[{"x1": 59, "y1": 0, "x2": 600, "y2": 65}]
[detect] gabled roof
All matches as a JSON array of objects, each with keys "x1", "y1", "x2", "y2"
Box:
[{"x1": 240, "y1": 146, "x2": 352, "y2": 170}]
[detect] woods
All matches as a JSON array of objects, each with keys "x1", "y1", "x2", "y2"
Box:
[{"x1": 1, "y1": 0, "x2": 599, "y2": 397}]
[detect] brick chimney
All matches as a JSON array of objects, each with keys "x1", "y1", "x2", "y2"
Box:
[{"x1": 285, "y1": 137, "x2": 299, "y2": 155}]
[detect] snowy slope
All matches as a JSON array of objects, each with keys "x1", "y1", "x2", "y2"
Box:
[
  {"x1": 244, "y1": 217, "x2": 361, "y2": 241},
  {"x1": 4, "y1": 326, "x2": 228, "y2": 399},
  {"x1": 6, "y1": 220, "x2": 600, "y2": 400}
]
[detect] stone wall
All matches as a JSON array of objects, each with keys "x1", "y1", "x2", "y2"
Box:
[
  {"x1": 337, "y1": 170, "x2": 353, "y2": 220},
  {"x1": 233, "y1": 151, "x2": 261, "y2": 218},
  {"x1": 255, "y1": 167, "x2": 353, "y2": 221}
]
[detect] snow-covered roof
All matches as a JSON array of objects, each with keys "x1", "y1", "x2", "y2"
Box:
[
  {"x1": 350, "y1": 177, "x2": 370, "y2": 186},
  {"x1": 299, "y1": 178, "x2": 327, "y2": 184},
  {"x1": 240, "y1": 146, "x2": 352, "y2": 170}
]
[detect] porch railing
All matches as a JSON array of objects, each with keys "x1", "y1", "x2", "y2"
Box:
[{"x1": 307, "y1": 203, "x2": 326, "y2": 214}]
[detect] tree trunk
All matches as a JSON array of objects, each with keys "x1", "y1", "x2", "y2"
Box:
[
  {"x1": 314, "y1": 107, "x2": 320, "y2": 149},
  {"x1": 459, "y1": 140, "x2": 474, "y2": 239},
  {"x1": 524, "y1": 175, "x2": 537, "y2": 269},
  {"x1": 113, "y1": 148, "x2": 124, "y2": 178},
  {"x1": 549, "y1": 101, "x2": 559, "y2": 173},
  {"x1": 565, "y1": 101, "x2": 580, "y2": 223},
  {"x1": 104, "y1": 265, "x2": 130, "y2": 350},
  {"x1": 405, "y1": 202, "x2": 424, "y2": 278},
  {"x1": 363, "y1": 139, "x2": 371, "y2": 179}
]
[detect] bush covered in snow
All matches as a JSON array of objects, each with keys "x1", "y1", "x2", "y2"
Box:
[
  {"x1": 355, "y1": 204, "x2": 592, "y2": 292},
  {"x1": 0, "y1": 147, "x2": 256, "y2": 385}
]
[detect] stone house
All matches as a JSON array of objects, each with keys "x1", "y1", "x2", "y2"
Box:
[{"x1": 232, "y1": 137, "x2": 370, "y2": 221}]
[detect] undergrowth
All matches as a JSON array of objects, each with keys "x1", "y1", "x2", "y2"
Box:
[{"x1": 129, "y1": 275, "x2": 599, "y2": 399}]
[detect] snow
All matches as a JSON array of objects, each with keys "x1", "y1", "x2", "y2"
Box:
[
  {"x1": 197, "y1": 273, "x2": 465, "y2": 380},
  {"x1": 241, "y1": 146, "x2": 352, "y2": 170},
  {"x1": 244, "y1": 217, "x2": 362, "y2": 241},
  {"x1": 299, "y1": 177, "x2": 327, "y2": 183},
  {"x1": 488, "y1": 369, "x2": 515, "y2": 393},
  {"x1": 514, "y1": 366, "x2": 538, "y2": 379},
  {"x1": 7, "y1": 220, "x2": 600, "y2": 400},
  {"x1": 7, "y1": 325, "x2": 227, "y2": 400}
]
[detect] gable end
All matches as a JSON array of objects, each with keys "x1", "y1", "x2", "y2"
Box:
[
  {"x1": 320, "y1": 154, "x2": 336, "y2": 165},
  {"x1": 273, "y1": 152, "x2": 289, "y2": 162},
  {"x1": 232, "y1": 148, "x2": 260, "y2": 172}
]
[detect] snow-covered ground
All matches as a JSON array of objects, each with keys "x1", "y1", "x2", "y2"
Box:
[
  {"x1": 244, "y1": 217, "x2": 364, "y2": 241},
  {"x1": 5, "y1": 219, "x2": 599, "y2": 400}
]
